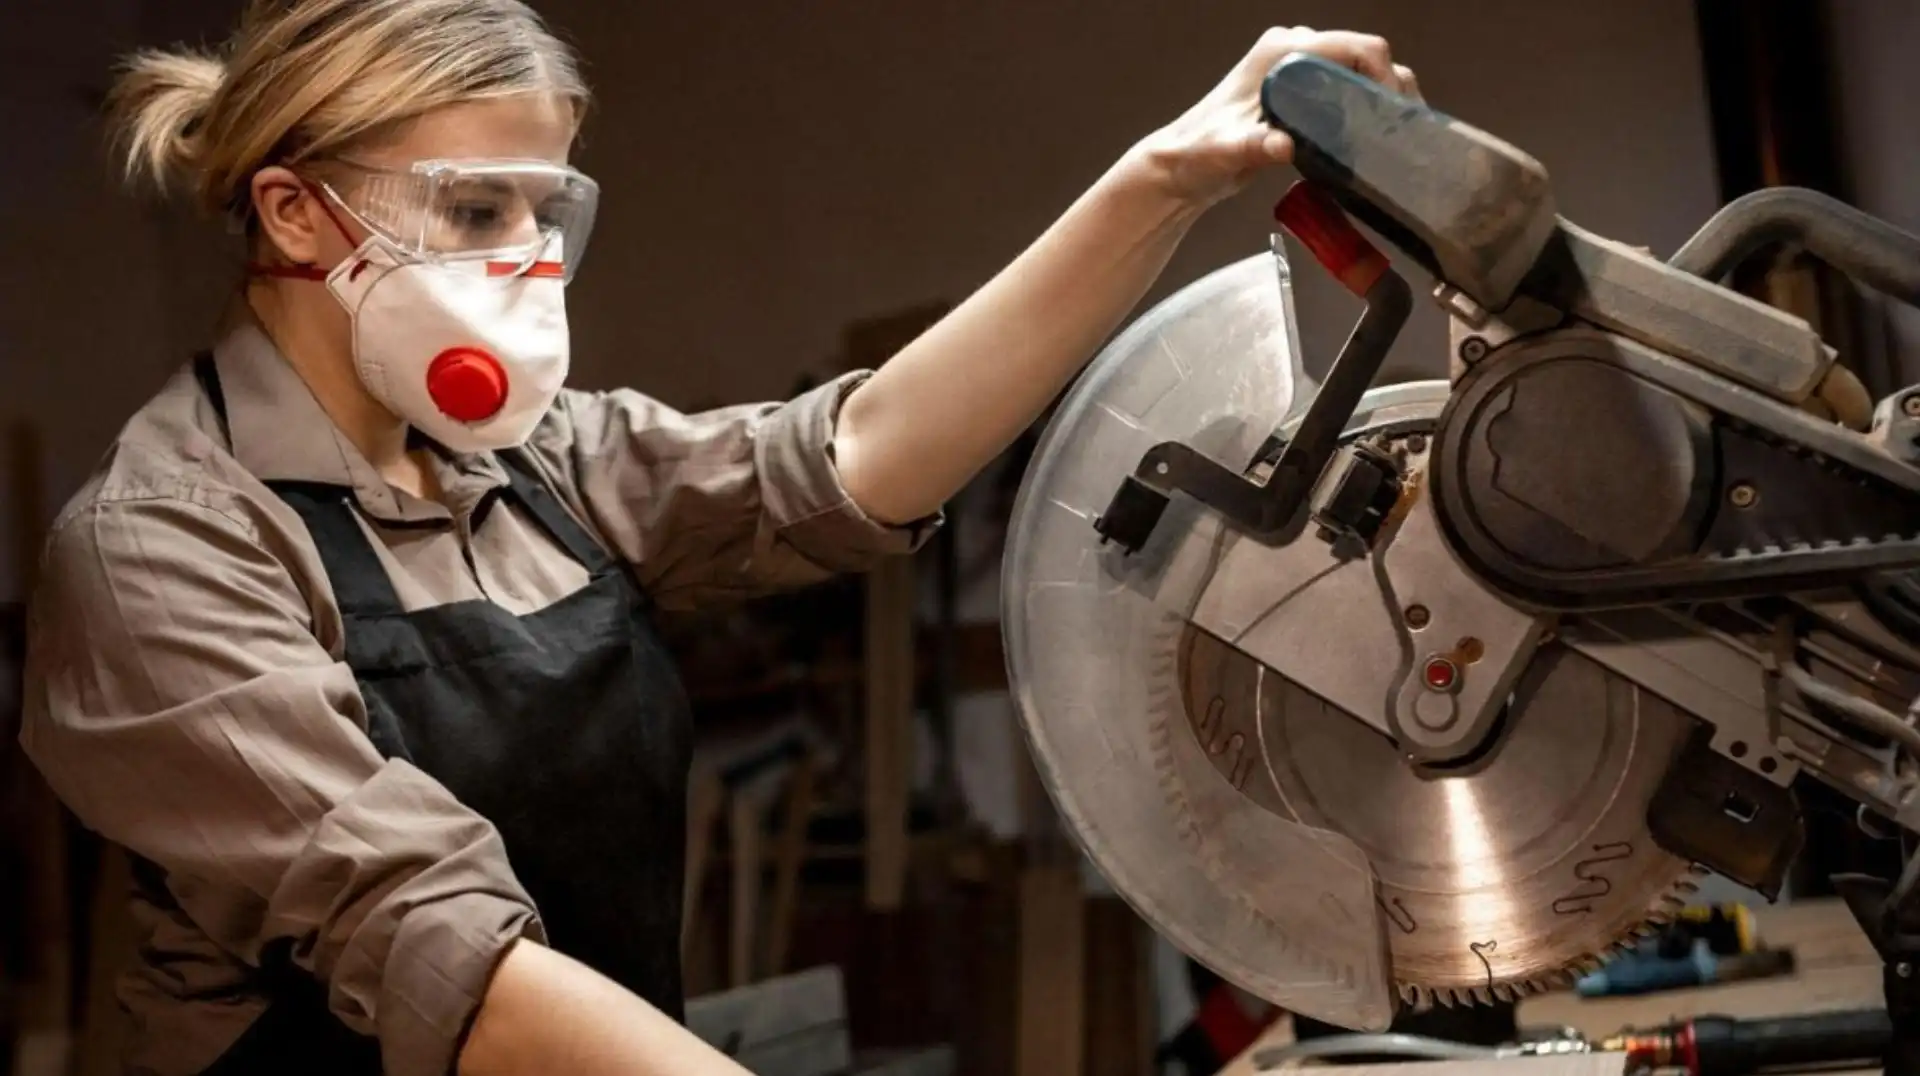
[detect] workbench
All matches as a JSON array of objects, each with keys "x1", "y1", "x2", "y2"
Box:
[{"x1": 1221, "y1": 897, "x2": 1884, "y2": 1075}]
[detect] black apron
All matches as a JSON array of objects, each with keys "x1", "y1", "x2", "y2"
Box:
[{"x1": 193, "y1": 356, "x2": 695, "y2": 1074}]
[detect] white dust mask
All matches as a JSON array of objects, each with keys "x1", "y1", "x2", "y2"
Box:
[{"x1": 324, "y1": 231, "x2": 571, "y2": 454}]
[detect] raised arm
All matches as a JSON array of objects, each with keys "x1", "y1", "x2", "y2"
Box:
[{"x1": 831, "y1": 27, "x2": 1418, "y2": 525}]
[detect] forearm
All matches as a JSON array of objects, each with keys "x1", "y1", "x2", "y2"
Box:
[
  {"x1": 832, "y1": 151, "x2": 1203, "y2": 524},
  {"x1": 460, "y1": 939, "x2": 749, "y2": 1076}
]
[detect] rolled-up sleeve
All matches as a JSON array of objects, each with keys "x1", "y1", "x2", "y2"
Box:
[
  {"x1": 19, "y1": 494, "x2": 542, "y2": 1076},
  {"x1": 536, "y1": 371, "x2": 942, "y2": 609}
]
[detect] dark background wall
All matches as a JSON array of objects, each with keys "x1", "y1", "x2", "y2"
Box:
[
  {"x1": 1829, "y1": 0, "x2": 1920, "y2": 402},
  {"x1": 2, "y1": 0, "x2": 1732, "y2": 601}
]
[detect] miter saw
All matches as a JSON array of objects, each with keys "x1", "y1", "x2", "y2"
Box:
[{"x1": 1001, "y1": 55, "x2": 1920, "y2": 1074}]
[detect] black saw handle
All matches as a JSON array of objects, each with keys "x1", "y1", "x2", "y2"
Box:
[
  {"x1": 1092, "y1": 183, "x2": 1410, "y2": 553},
  {"x1": 1671, "y1": 185, "x2": 1920, "y2": 307},
  {"x1": 1093, "y1": 60, "x2": 1463, "y2": 555},
  {"x1": 1258, "y1": 54, "x2": 1560, "y2": 311}
]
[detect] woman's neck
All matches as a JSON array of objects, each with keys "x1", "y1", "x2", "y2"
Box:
[{"x1": 245, "y1": 284, "x2": 427, "y2": 490}]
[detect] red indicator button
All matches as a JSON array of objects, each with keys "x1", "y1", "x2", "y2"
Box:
[
  {"x1": 1422, "y1": 656, "x2": 1460, "y2": 693},
  {"x1": 427, "y1": 347, "x2": 508, "y2": 422}
]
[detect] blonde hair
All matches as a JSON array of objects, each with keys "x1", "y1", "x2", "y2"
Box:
[{"x1": 105, "y1": 0, "x2": 589, "y2": 219}]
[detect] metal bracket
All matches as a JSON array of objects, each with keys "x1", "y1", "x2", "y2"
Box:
[{"x1": 1093, "y1": 183, "x2": 1413, "y2": 554}]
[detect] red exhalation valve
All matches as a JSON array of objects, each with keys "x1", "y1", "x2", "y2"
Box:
[
  {"x1": 427, "y1": 347, "x2": 509, "y2": 422},
  {"x1": 1274, "y1": 180, "x2": 1391, "y2": 298}
]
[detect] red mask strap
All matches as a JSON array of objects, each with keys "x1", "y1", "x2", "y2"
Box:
[
  {"x1": 249, "y1": 263, "x2": 332, "y2": 281},
  {"x1": 245, "y1": 178, "x2": 366, "y2": 281}
]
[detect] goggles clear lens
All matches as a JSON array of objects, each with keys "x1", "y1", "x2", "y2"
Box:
[{"x1": 331, "y1": 159, "x2": 600, "y2": 282}]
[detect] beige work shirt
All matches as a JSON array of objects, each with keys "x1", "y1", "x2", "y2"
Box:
[{"x1": 19, "y1": 308, "x2": 936, "y2": 1075}]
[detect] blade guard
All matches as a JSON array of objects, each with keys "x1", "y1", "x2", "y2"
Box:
[{"x1": 1001, "y1": 245, "x2": 1398, "y2": 1031}]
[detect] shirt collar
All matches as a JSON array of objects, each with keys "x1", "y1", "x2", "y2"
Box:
[{"x1": 210, "y1": 305, "x2": 510, "y2": 525}]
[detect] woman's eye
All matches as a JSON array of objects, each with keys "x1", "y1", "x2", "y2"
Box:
[{"x1": 447, "y1": 201, "x2": 505, "y2": 233}]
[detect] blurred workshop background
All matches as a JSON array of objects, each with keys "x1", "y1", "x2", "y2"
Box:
[{"x1": 4, "y1": 1, "x2": 1920, "y2": 1075}]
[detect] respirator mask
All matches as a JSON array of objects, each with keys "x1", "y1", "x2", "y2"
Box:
[{"x1": 257, "y1": 158, "x2": 601, "y2": 453}]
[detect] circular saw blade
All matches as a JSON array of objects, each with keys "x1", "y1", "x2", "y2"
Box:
[
  {"x1": 1179, "y1": 626, "x2": 1701, "y2": 1005},
  {"x1": 1003, "y1": 249, "x2": 1401, "y2": 1032},
  {"x1": 1003, "y1": 251, "x2": 1700, "y2": 1026}
]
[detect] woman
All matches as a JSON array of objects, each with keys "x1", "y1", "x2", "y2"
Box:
[{"x1": 20, "y1": 2, "x2": 1415, "y2": 1073}]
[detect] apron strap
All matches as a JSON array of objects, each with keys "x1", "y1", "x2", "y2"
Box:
[
  {"x1": 192, "y1": 351, "x2": 230, "y2": 441},
  {"x1": 496, "y1": 449, "x2": 620, "y2": 577},
  {"x1": 265, "y1": 482, "x2": 412, "y2": 619},
  {"x1": 193, "y1": 352, "x2": 407, "y2": 618},
  {"x1": 196, "y1": 351, "x2": 620, "y2": 615}
]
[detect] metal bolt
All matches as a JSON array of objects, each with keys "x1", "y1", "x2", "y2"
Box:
[
  {"x1": 1405, "y1": 604, "x2": 1431, "y2": 629},
  {"x1": 1899, "y1": 962, "x2": 1914, "y2": 979},
  {"x1": 1729, "y1": 483, "x2": 1758, "y2": 509},
  {"x1": 1405, "y1": 434, "x2": 1429, "y2": 454},
  {"x1": 1903, "y1": 395, "x2": 1920, "y2": 418},
  {"x1": 1459, "y1": 336, "x2": 1490, "y2": 364}
]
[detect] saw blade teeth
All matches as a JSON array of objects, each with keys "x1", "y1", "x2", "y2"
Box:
[
  {"x1": 1161, "y1": 623, "x2": 1718, "y2": 1014},
  {"x1": 1380, "y1": 866, "x2": 1707, "y2": 1005}
]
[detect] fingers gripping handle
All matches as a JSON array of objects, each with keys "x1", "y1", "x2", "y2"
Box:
[{"x1": 1258, "y1": 53, "x2": 1560, "y2": 310}]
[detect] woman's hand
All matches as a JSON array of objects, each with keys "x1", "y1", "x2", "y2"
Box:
[
  {"x1": 1126, "y1": 27, "x2": 1420, "y2": 210},
  {"x1": 831, "y1": 26, "x2": 1418, "y2": 528}
]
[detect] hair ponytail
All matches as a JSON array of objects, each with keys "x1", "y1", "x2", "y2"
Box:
[
  {"x1": 105, "y1": 47, "x2": 226, "y2": 201},
  {"x1": 100, "y1": 1, "x2": 588, "y2": 224}
]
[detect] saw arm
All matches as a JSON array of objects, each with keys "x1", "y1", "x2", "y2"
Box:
[{"x1": 1003, "y1": 50, "x2": 1920, "y2": 1064}]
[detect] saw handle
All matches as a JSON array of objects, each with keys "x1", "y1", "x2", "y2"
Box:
[
  {"x1": 1091, "y1": 185, "x2": 1410, "y2": 552},
  {"x1": 1670, "y1": 186, "x2": 1920, "y2": 308},
  {"x1": 1266, "y1": 182, "x2": 1411, "y2": 528},
  {"x1": 1258, "y1": 53, "x2": 1558, "y2": 310}
]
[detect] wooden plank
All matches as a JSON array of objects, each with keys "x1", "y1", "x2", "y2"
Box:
[
  {"x1": 763, "y1": 752, "x2": 817, "y2": 977},
  {"x1": 1016, "y1": 863, "x2": 1085, "y2": 1076},
  {"x1": 1266, "y1": 1056, "x2": 1624, "y2": 1076},
  {"x1": 685, "y1": 965, "x2": 851, "y2": 1076},
  {"x1": 1219, "y1": 897, "x2": 1886, "y2": 1076},
  {"x1": 728, "y1": 793, "x2": 763, "y2": 987},
  {"x1": 864, "y1": 554, "x2": 915, "y2": 909},
  {"x1": 1082, "y1": 898, "x2": 1155, "y2": 1076},
  {"x1": 1523, "y1": 897, "x2": 1884, "y2": 1037}
]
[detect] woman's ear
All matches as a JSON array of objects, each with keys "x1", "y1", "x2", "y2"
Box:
[{"x1": 250, "y1": 165, "x2": 326, "y2": 266}]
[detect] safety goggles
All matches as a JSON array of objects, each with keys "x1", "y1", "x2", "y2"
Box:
[{"x1": 317, "y1": 158, "x2": 600, "y2": 283}]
